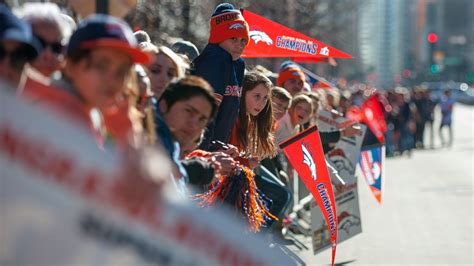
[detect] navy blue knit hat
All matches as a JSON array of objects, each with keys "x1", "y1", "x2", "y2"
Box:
[
  {"x1": 0, "y1": 4, "x2": 40, "y2": 60},
  {"x1": 279, "y1": 60, "x2": 299, "y2": 71},
  {"x1": 211, "y1": 3, "x2": 236, "y2": 17}
]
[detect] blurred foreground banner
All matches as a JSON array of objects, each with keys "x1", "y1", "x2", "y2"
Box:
[
  {"x1": 0, "y1": 90, "x2": 292, "y2": 266},
  {"x1": 311, "y1": 110, "x2": 366, "y2": 254}
]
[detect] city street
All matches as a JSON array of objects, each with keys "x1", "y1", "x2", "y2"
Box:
[{"x1": 290, "y1": 104, "x2": 474, "y2": 265}]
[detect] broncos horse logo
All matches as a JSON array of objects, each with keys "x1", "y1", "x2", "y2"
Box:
[
  {"x1": 338, "y1": 211, "x2": 361, "y2": 234},
  {"x1": 302, "y1": 144, "x2": 317, "y2": 181},
  {"x1": 229, "y1": 23, "x2": 245, "y2": 30},
  {"x1": 249, "y1": 30, "x2": 273, "y2": 45}
]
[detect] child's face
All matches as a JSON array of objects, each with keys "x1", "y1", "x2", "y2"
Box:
[
  {"x1": 65, "y1": 47, "x2": 132, "y2": 110},
  {"x1": 219, "y1": 37, "x2": 247, "y2": 60},
  {"x1": 283, "y1": 78, "x2": 304, "y2": 96},
  {"x1": 290, "y1": 101, "x2": 312, "y2": 125},
  {"x1": 271, "y1": 96, "x2": 290, "y2": 121},
  {"x1": 147, "y1": 53, "x2": 178, "y2": 98},
  {"x1": 160, "y1": 95, "x2": 212, "y2": 149},
  {"x1": 245, "y1": 83, "x2": 269, "y2": 117}
]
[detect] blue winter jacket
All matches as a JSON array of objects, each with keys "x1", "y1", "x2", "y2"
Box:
[{"x1": 192, "y1": 44, "x2": 245, "y2": 150}]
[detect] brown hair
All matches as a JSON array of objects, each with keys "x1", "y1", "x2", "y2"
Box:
[
  {"x1": 159, "y1": 75, "x2": 218, "y2": 121},
  {"x1": 139, "y1": 42, "x2": 187, "y2": 78},
  {"x1": 271, "y1": 86, "x2": 292, "y2": 103},
  {"x1": 237, "y1": 71, "x2": 276, "y2": 159}
]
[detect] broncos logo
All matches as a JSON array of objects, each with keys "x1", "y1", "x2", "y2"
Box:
[
  {"x1": 249, "y1": 30, "x2": 273, "y2": 45},
  {"x1": 302, "y1": 144, "x2": 317, "y2": 181},
  {"x1": 338, "y1": 211, "x2": 361, "y2": 234},
  {"x1": 229, "y1": 23, "x2": 245, "y2": 30}
]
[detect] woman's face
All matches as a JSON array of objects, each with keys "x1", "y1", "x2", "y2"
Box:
[
  {"x1": 148, "y1": 53, "x2": 177, "y2": 98},
  {"x1": 245, "y1": 84, "x2": 269, "y2": 117},
  {"x1": 31, "y1": 21, "x2": 63, "y2": 77}
]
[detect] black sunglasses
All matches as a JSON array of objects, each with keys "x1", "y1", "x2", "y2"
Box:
[
  {"x1": 34, "y1": 35, "x2": 63, "y2": 55},
  {"x1": 0, "y1": 45, "x2": 31, "y2": 70}
]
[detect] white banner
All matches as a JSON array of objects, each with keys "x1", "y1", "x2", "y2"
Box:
[
  {"x1": 0, "y1": 90, "x2": 292, "y2": 266},
  {"x1": 311, "y1": 110, "x2": 366, "y2": 254}
]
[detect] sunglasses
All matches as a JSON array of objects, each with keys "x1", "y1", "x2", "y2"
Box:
[
  {"x1": 34, "y1": 35, "x2": 63, "y2": 55},
  {"x1": 0, "y1": 45, "x2": 31, "y2": 70}
]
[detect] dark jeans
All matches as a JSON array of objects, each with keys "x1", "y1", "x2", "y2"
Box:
[
  {"x1": 439, "y1": 123, "x2": 453, "y2": 146},
  {"x1": 415, "y1": 122, "x2": 425, "y2": 148},
  {"x1": 399, "y1": 125, "x2": 414, "y2": 152}
]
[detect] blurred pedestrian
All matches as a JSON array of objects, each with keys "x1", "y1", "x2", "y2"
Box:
[
  {"x1": 439, "y1": 90, "x2": 455, "y2": 147},
  {"x1": 424, "y1": 89, "x2": 436, "y2": 148}
]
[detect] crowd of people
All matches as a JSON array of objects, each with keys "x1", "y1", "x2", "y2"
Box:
[{"x1": 0, "y1": 1, "x2": 455, "y2": 252}]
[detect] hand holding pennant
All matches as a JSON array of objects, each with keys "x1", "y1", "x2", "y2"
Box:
[{"x1": 279, "y1": 126, "x2": 338, "y2": 266}]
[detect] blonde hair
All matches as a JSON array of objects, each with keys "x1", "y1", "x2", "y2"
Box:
[
  {"x1": 139, "y1": 42, "x2": 187, "y2": 78},
  {"x1": 326, "y1": 88, "x2": 341, "y2": 108},
  {"x1": 290, "y1": 93, "x2": 313, "y2": 111},
  {"x1": 312, "y1": 89, "x2": 329, "y2": 110}
]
